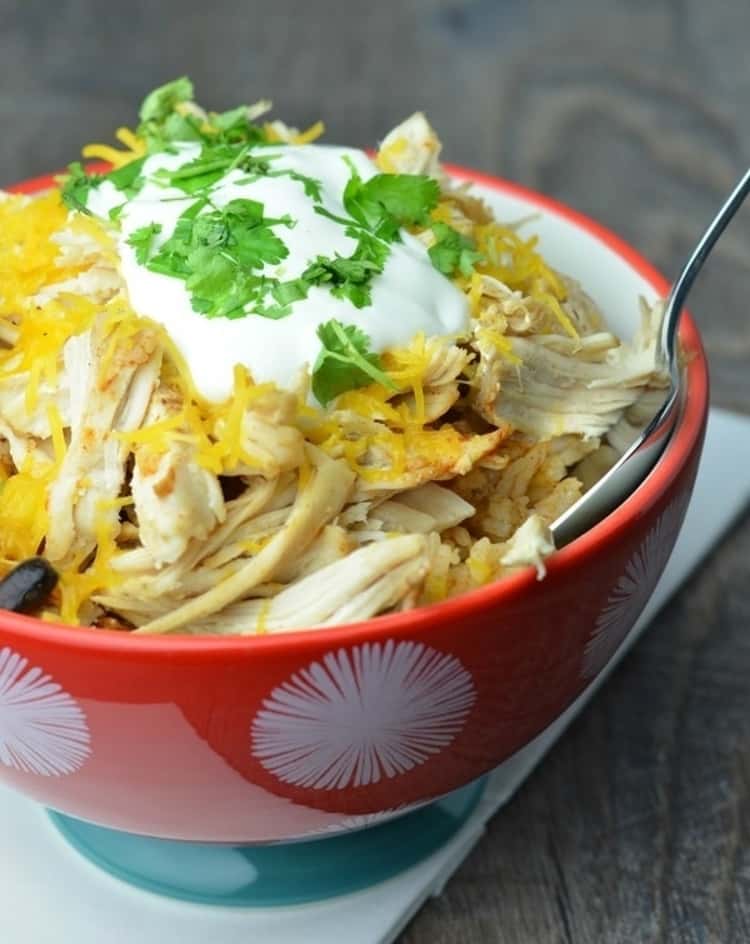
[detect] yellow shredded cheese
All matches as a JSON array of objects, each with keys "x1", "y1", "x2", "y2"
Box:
[
  {"x1": 0, "y1": 470, "x2": 48, "y2": 559},
  {"x1": 57, "y1": 500, "x2": 125, "y2": 625},
  {"x1": 256, "y1": 599, "x2": 271, "y2": 634},
  {"x1": 472, "y1": 223, "x2": 579, "y2": 339},
  {"x1": 0, "y1": 192, "x2": 89, "y2": 312},
  {"x1": 82, "y1": 127, "x2": 146, "y2": 168},
  {"x1": 263, "y1": 120, "x2": 326, "y2": 145},
  {"x1": 477, "y1": 328, "x2": 522, "y2": 366},
  {"x1": 292, "y1": 121, "x2": 325, "y2": 145}
]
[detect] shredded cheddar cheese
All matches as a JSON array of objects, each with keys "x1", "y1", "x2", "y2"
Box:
[
  {"x1": 472, "y1": 223, "x2": 579, "y2": 339},
  {"x1": 0, "y1": 192, "x2": 89, "y2": 312},
  {"x1": 0, "y1": 470, "x2": 49, "y2": 560},
  {"x1": 82, "y1": 126, "x2": 146, "y2": 168},
  {"x1": 263, "y1": 120, "x2": 326, "y2": 145}
]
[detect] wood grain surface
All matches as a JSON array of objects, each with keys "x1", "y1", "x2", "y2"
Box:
[{"x1": 1, "y1": 1, "x2": 749, "y2": 940}]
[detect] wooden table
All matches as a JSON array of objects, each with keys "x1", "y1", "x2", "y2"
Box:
[{"x1": 1, "y1": 2, "x2": 749, "y2": 939}]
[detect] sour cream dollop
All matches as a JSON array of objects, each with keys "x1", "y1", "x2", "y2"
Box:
[{"x1": 87, "y1": 143, "x2": 470, "y2": 402}]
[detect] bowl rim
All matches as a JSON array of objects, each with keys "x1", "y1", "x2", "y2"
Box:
[{"x1": 0, "y1": 165, "x2": 709, "y2": 656}]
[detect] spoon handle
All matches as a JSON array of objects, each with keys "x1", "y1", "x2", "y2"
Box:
[{"x1": 662, "y1": 166, "x2": 750, "y2": 370}]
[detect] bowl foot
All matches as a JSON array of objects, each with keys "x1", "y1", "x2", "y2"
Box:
[{"x1": 47, "y1": 779, "x2": 485, "y2": 906}]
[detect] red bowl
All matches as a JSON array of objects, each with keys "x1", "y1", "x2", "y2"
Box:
[{"x1": 0, "y1": 168, "x2": 708, "y2": 841}]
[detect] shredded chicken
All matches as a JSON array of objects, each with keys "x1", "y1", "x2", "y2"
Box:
[
  {"x1": 472, "y1": 301, "x2": 667, "y2": 440},
  {"x1": 45, "y1": 316, "x2": 161, "y2": 564},
  {"x1": 167, "y1": 534, "x2": 430, "y2": 635},
  {"x1": 133, "y1": 446, "x2": 355, "y2": 634},
  {"x1": 499, "y1": 515, "x2": 556, "y2": 579},
  {"x1": 378, "y1": 112, "x2": 444, "y2": 178},
  {"x1": 130, "y1": 385, "x2": 225, "y2": 566},
  {"x1": 0, "y1": 105, "x2": 666, "y2": 634}
]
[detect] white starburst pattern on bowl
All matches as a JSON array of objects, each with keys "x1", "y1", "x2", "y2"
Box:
[
  {"x1": 0, "y1": 647, "x2": 91, "y2": 776},
  {"x1": 582, "y1": 493, "x2": 689, "y2": 680},
  {"x1": 251, "y1": 640, "x2": 476, "y2": 790}
]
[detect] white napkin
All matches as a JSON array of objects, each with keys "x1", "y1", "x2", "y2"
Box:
[{"x1": 1, "y1": 406, "x2": 748, "y2": 944}]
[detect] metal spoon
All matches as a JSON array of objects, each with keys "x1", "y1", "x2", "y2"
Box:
[{"x1": 551, "y1": 167, "x2": 750, "y2": 548}]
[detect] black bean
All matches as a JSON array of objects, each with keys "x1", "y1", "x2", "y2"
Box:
[{"x1": 0, "y1": 558, "x2": 59, "y2": 614}]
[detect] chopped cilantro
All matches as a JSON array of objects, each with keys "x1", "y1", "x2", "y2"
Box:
[
  {"x1": 60, "y1": 162, "x2": 102, "y2": 215},
  {"x1": 137, "y1": 77, "x2": 268, "y2": 152},
  {"x1": 271, "y1": 278, "x2": 309, "y2": 306},
  {"x1": 233, "y1": 277, "x2": 312, "y2": 320},
  {"x1": 61, "y1": 156, "x2": 147, "y2": 216},
  {"x1": 107, "y1": 156, "x2": 147, "y2": 197},
  {"x1": 290, "y1": 171, "x2": 323, "y2": 202},
  {"x1": 302, "y1": 231, "x2": 390, "y2": 308},
  {"x1": 63, "y1": 78, "x2": 468, "y2": 329},
  {"x1": 222, "y1": 199, "x2": 290, "y2": 268},
  {"x1": 139, "y1": 77, "x2": 194, "y2": 125},
  {"x1": 428, "y1": 222, "x2": 483, "y2": 277},
  {"x1": 313, "y1": 205, "x2": 356, "y2": 228},
  {"x1": 312, "y1": 320, "x2": 397, "y2": 406},
  {"x1": 159, "y1": 156, "x2": 235, "y2": 194},
  {"x1": 156, "y1": 144, "x2": 323, "y2": 201},
  {"x1": 187, "y1": 253, "x2": 257, "y2": 319},
  {"x1": 211, "y1": 105, "x2": 257, "y2": 141},
  {"x1": 266, "y1": 168, "x2": 323, "y2": 202},
  {"x1": 147, "y1": 199, "x2": 206, "y2": 279},
  {"x1": 126, "y1": 223, "x2": 163, "y2": 264},
  {"x1": 146, "y1": 197, "x2": 292, "y2": 319},
  {"x1": 155, "y1": 143, "x2": 251, "y2": 193},
  {"x1": 343, "y1": 162, "x2": 440, "y2": 241}
]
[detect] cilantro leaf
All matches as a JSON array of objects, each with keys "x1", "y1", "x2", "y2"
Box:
[
  {"x1": 343, "y1": 163, "x2": 440, "y2": 241},
  {"x1": 357, "y1": 174, "x2": 440, "y2": 226},
  {"x1": 139, "y1": 77, "x2": 194, "y2": 124},
  {"x1": 209, "y1": 107, "x2": 267, "y2": 146},
  {"x1": 107, "y1": 156, "x2": 147, "y2": 197},
  {"x1": 223, "y1": 199, "x2": 290, "y2": 269},
  {"x1": 156, "y1": 145, "x2": 322, "y2": 204},
  {"x1": 60, "y1": 162, "x2": 102, "y2": 215},
  {"x1": 191, "y1": 213, "x2": 229, "y2": 249},
  {"x1": 211, "y1": 106, "x2": 252, "y2": 134},
  {"x1": 147, "y1": 199, "x2": 206, "y2": 277},
  {"x1": 126, "y1": 223, "x2": 163, "y2": 264},
  {"x1": 160, "y1": 112, "x2": 207, "y2": 146},
  {"x1": 137, "y1": 78, "x2": 269, "y2": 152},
  {"x1": 312, "y1": 320, "x2": 397, "y2": 406},
  {"x1": 160, "y1": 157, "x2": 233, "y2": 194},
  {"x1": 156, "y1": 144, "x2": 246, "y2": 194},
  {"x1": 145, "y1": 196, "x2": 291, "y2": 318},
  {"x1": 303, "y1": 255, "x2": 377, "y2": 308},
  {"x1": 251, "y1": 278, "x2": 311, "y2": 319},
  {"x1": 428, "y1": 222, "x2": 483, "y2": 277},
  {"x1": 268, "y1": 168, "x2": 323, "y2": 202},
  {"x1": 271, "y1": 278, "x2": 309, "y2": 306},
  {"x1": 62, "y1": 155, "x2": 147, "y2": 218},
  {"x1": 302, "y1": 231, "x2": 390, "y2": 308},
  {"x1": 186, "y1": 250, "x2": 257, "y2": 318}
]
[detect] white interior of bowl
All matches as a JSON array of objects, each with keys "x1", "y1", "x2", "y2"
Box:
[{"x1": 452, "y1": 173, "x2": 664, "y2": 343}]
